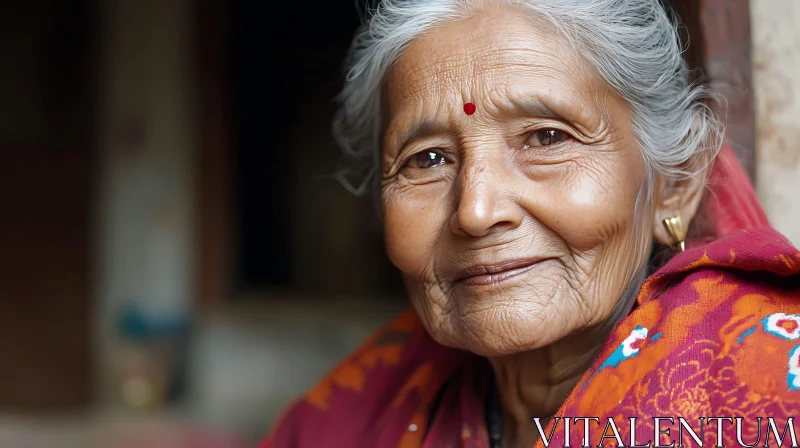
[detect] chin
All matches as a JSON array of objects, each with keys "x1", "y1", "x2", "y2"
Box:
[
  {"x1": 443, "y1": 299, "x2": 573, "y2": 357},
  {"x1": 408, "y1": 263, "x2": 581, "y2": 356}
]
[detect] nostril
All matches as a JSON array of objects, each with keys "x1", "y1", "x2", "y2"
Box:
[{"x1": 487, "y1": 220, "x2": 516, "y2": 233}]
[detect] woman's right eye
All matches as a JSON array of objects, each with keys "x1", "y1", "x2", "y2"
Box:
[{"x1": 406, "y1": 150, "x2": 446, "y2": 169}]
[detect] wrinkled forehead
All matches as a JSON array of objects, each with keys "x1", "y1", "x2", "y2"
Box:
[{"x1": 383, "y1": 4, "x2": 605, "y2": 121}]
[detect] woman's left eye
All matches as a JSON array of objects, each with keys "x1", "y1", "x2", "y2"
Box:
[{"x1": 526, "y1": 129, "x2": 569, "y2": 147}]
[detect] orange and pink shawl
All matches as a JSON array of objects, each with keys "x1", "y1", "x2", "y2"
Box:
[{"x1": 262, "y1": 146, "x2": 800, "y2": 447}]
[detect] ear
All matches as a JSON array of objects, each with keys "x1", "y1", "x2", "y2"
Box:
[{"x1": 652, "y1": 171, "x2": 707, "y2": 248}]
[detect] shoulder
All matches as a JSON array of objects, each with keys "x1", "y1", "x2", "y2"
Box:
[
  {"x1": 635, "y1": 227, "x2": 800, "y2": 326},
  {"x1": 572, "y1": 228, "x2": 800, "y2": 420},
  {"x1": 261, "y1": 309, "x2": 467, "y2": 447}
]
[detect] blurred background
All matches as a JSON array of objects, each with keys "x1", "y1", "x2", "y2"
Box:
[{"x1": 0, "y1": 0, "x2": 797, "y2": 446}]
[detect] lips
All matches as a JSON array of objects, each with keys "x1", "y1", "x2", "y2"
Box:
[{"x1": 454, "y1": 258, "x2": 546, "y2": 287}]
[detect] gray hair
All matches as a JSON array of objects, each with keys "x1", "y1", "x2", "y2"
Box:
[{"x1": 332, "y1": 0, "x2": 725, "y2": 201}]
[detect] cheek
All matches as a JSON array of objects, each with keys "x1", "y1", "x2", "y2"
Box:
[
  {"x1": 532, "y1": 156, "x2": 644, "y2": 249},
  {"x1": 382, "y1": 188, "x2": 449, "y2": 277}
]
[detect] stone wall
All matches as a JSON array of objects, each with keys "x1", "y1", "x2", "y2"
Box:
[{"x1": 752, "y1": 0, "x2": 800, "y2": 246}]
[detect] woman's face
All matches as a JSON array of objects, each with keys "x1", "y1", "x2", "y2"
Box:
[{"x1": 381, "y1": 4, "x2": 653, "y2": 356}]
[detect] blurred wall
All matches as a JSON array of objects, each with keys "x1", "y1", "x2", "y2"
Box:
[
  {"x1": 0, "y1": 1, "x2": 96, "y2": 410},
  {"x1": 752, "y1": 0, "x2": 800, "y2": 246},
  {"x1": 95, "y1": 0, "x2": 196, "y2": 400}
]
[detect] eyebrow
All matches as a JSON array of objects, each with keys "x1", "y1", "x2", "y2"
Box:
[
  {"x1": 506, "y1": 96, "x2": 562, "y2": 119},
  {"x1": 394, "y1": 119, "x2": 449, "y2": 154}
]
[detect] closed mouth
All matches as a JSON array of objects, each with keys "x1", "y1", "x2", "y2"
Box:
[{"x1": 454, "y1": 258, "x2": 546, "y2": 287}]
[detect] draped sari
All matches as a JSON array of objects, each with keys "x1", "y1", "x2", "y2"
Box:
[{"x1": 261, "y1": 146, "x2": 800, "y2": 447}]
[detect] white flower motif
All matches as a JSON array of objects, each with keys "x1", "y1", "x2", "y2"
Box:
[
  {"x1": 621, "y1": 326, "x2": 648, "y2": 357},
  {"x1": 789, "y1": 346, "x2": 800, "y2": 391},
  {"x1": 584, "y1": 326, "x2": 651, "y2": 388},
  {"x1": 763, "y1": 313, "x2": 800, "y2": 340}
]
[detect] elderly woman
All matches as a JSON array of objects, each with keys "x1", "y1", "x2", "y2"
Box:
[{"x1": 263, "y1": 0, "x2": 800, "y2": 447}]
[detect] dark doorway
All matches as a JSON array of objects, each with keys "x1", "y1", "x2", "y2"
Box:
[{"x1": 197, "y1": 0, "x2": 405, "y2": 298}]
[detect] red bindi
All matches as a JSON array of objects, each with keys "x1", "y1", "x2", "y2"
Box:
[{"x1": 463, "y1": 102, "x2": 476, "y2": 115}]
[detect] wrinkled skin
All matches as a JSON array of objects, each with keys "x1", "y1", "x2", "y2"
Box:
[
  {"x1": 379, "y1": 3, "x2": 705, "y2": 445},
  {"x1": 382, "y1": 4, "x2": 650, "y2": 357}
]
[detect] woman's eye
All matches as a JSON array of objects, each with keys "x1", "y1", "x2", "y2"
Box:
[
  {"x1": 408, "y1": 151, "x2": 445, "y2": 169},
  {"x1": 526, "y1": 129, "x2": 568, "y2": 147}
]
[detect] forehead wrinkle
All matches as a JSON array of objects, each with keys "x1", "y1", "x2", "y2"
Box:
[
  {"x1": 398, "y1": 68, "x2": 600, "y2": 132},
  {"x1": 387, "y1": 0, "x2": 585, "y2": 101},
  {"x1": 395, "y1": 45, "x2": 568, "y2": 105},
  {"x1": 383, "y1": 5, "x2": 617, "y2": 151}
]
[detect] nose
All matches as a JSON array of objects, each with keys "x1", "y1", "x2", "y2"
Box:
[{"x1": 450, "y1": 159, "x2": 524, "y2": 237}]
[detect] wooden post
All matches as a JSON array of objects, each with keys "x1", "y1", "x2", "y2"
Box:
[
  {"x1": 670, "y1": 0, "x2": 756, "y2": 180},
  {"x1": 194, "y1": 0, "x2": 233, "y2": 316}
]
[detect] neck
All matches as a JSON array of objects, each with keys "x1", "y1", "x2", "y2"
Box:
[
  {"x1": 488, "y1": 324, "x2": 609, "y2": 447},
  {"x1": 489, "y1": 270, "x2": 647, "y2": 448}
]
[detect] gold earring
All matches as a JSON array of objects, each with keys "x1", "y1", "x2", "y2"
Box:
[{"x1": 662, "y1": 216, "x2": 686, "y2": 252}]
